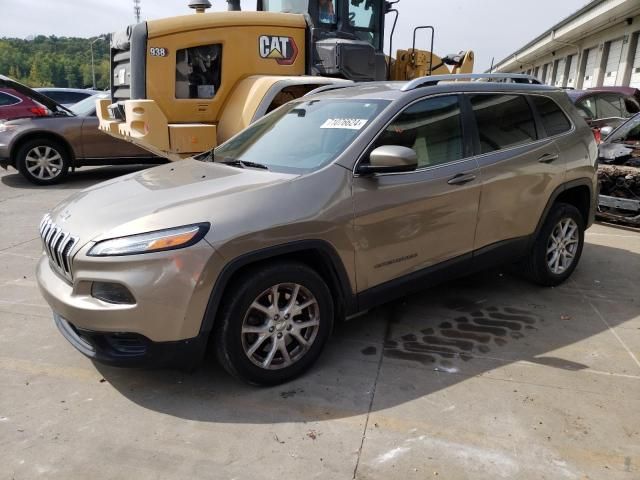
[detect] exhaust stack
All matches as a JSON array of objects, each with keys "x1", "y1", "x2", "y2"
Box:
[
  {"x1": 188, "y1": 0, "x2": 212, "y2": 13},
  {"x1": 227, "y1": 0, "x2": 241, "y2": 10}
]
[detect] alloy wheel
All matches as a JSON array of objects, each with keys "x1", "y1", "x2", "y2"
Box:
[
  {"x1": 24, "y1": 146, "x2": 64, "y2": 181},
  {"x1": 241, "y1": 283, "x2": 320, "y2": 370},
  {"x1": 546, "y1": 218, "x2": 579, "y2": 275}
]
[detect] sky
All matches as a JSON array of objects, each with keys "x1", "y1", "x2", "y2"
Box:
[{"x1": 1, "y1": 0, "x2": 591, "y2": 72}]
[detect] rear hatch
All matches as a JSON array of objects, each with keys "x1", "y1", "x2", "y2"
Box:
[{"x1": 0, "y1": 75, "x2": 73, "y2": 119}]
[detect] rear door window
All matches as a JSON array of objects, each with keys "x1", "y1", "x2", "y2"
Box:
[
  {"x1": 595, "y1": 94, "x2": 624, "y2": 119},
  {"x1": 530, "y1": 96, "x2": 572, "y2": 137},
  {"x1": 0, "y1": 92, "x2": 21, "y2": 106},
  {"x1": 469, "y1": 94, "x2": 537, "y2": 154}
]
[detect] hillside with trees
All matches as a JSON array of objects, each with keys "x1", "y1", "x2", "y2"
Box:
[{"x1": 0, "y1": 35, "x2": 111, "y2": 89}]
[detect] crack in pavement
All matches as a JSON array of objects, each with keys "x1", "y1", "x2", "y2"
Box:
[
  {"x1": 351, "y1": 302, "x2": 397, "y2": 479},
  {"x1": 0, "y1": 237, "x2": 40, "y2": 253},
  {"x1": 570, "y1": 278, "x2": 640, "y2": 372}
]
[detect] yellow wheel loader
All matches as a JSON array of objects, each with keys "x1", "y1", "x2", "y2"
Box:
[{"x1": 97, "y1": 0, "x2": 474, "y2": 160}]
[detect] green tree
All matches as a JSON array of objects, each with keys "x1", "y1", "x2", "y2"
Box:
[{"x1": 0, "y1": 35, "x2": 111, "y2": 88}]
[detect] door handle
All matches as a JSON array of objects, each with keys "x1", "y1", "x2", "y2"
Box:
[
  {"x1": 538, "y1": 153, "x2": 559, "y2": 164},
  {"x1": 447, "y1": 173, "x2": 477, "y2": 185}
]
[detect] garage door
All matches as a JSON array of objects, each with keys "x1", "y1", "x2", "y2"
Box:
[
  {"x1": 630, "y1": 38, "x2": 640, "y2": 88},
  {"x1": 603, "y1": 39, "x2": 624, "y2": 86},
  {"x1": 582, "y1": 48, "x2": 597, "y2": 89},
  {"x1": 554, "y1": 58, "x2": 566, "y2": 87},
  {"x1": 566, "y1": 55, "x2": 577, "y2": 88},
  {"x1": 543, "y1": 63, "x2": 552, "y2": 84}
]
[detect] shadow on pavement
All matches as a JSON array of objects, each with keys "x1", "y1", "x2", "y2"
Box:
[
  {"x1": 95, "y1": 240, "x2": 640, "y2": 424},
  {"x1": 0, "y1": 164, "x2": 158, "y2": 190}
]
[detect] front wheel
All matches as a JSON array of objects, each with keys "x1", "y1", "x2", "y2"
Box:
[
  {"x1": 523, "y1": 202, "x2": 585, "y2": 286},
  {"x1": 16, "y1": 138, "x2": 70, "y2": 185},
  {"x1": 214, "y1": 262, "x2": 334, "y2": 385}
]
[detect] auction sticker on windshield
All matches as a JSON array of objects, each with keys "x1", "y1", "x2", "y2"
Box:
[{"x1": 320, "y1": 119, "x2": 368, "y2": 130}]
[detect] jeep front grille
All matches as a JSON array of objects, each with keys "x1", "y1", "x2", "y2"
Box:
[{"x1": 39, "y1": 214, "x2": 79, "y2": 282}]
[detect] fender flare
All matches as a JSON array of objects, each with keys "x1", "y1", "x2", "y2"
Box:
[
  {"x1": 531, "y1": 178, "x2": 595, "y2": 245},
  {"x1": 199, "y1": 239, "x2": 356, "y2": 336}
]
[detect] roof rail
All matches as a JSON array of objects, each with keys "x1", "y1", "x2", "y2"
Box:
[
  {"x1": 401, "y1": 73, "x2": 542, "y2": 91},
  {"x1": 304, "y1": 83, "x2": 354, "y2": 96}
]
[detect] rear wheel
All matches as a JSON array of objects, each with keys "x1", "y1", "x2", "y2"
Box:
[
  {"x1": 214, "y1": 262, "x2": 334, "y2": 385},
  {"x1": 524, "y1": 202, "x2": 585, "y2": 286},
  {"x1": 16, "y1": 138, "x2": 70, "y2": 185}
]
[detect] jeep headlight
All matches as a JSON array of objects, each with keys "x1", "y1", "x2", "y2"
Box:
[{"x1": 88, "y1": 224, "x2": 209, "y2": 256}]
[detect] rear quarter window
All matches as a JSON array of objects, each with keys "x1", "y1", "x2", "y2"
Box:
[
  {"x1": 530, "y1": 96, "x2": 572, "y2": 137},
  {"x1": 0, "y1": 92, "x2": 21, "y2": 106}
]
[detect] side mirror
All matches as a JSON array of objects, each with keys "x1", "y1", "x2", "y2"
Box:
[
  {"x1": 600, "y1": 126, "x2": 614, "y2": 139},
  {"x1": 358, "y1": 146, "x2": 418, "y2": 175}
]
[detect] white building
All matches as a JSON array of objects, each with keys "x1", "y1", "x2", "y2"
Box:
[{"x1": 492, "y1": 0, "x2": 640, "y2": 89}]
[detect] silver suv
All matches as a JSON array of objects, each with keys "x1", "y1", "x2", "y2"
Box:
[{"x1": 36, "y1": 74, "x2": 598, "y2": 385}]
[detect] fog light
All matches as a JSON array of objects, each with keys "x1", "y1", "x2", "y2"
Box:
[{"x1": 91, "y1": 282, "x2": 136, "y2": 305}]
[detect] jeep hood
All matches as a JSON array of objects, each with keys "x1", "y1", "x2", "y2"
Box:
[{"x1": 48, "y1": 160, "x2": 296, "y2": 245}]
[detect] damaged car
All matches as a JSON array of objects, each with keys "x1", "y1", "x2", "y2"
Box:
[{"x1": 597, "y1": 113, "x2": 640, "y2": 225}]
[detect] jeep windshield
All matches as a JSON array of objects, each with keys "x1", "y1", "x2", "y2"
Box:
[{"x1": 209, "y1": 99, "x2": 390, "y2": 174}]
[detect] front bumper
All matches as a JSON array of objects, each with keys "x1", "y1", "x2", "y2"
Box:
[
  {"x1": 36, "y1": 235, "x2": 223, "y2": 343},
  {"x1": 0, "y1": 142, "x2": 10, "y2": 168},
  {"x1": 54, "y1": 313, "x2": 207, "y2": 368}
]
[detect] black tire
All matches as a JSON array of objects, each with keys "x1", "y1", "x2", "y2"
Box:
[
  {"x1": 214, "y1": 262, "x2": 334, "y2": 386},
  {"x1": 16, "y1": 138, "x2": 70, "y2": 185},
  {"x1": 523, "y1": 202, "x2": 585, "y2": 286}
]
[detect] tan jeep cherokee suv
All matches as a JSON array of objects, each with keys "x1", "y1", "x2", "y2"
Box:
[{"x1": 36, "y1": 74, "x2": 598, "y2": 385}]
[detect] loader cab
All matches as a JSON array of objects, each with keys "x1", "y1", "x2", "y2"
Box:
[{"x1": 260, "y1": 0, "x2": 388, "y2": 81}]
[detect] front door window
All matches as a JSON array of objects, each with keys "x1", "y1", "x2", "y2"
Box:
[{"x1": 370, "y1": 95, "x2": 464, "y2": 168}]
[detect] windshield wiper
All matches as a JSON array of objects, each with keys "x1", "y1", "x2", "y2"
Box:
[
  {"x1": 194, "y1": 150, "x2": 214, "y2": 162},
  {"x1": 219, "y1": 158, "x2": 269, "y2": 170}
]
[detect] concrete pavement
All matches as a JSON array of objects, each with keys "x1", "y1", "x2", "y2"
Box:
[{"x1": 0, "y1": 166, "x2": 639, "y2": 479}]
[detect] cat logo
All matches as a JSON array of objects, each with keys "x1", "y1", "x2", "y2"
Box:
[{"x1": 258, "y1": 35, "x2": 298, "y2": 65}]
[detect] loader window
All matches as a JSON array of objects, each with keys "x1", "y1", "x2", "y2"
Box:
[
  {"x1": 348, "y1": 0, "x2": 381, "y2": 48},
  {"x1": 175, "y1": 44, "x2": 222, "y2": 99},
  {"x1": 263, "y1": 0, "x2": 309, "y2": 14},
  {"x1": 318, "y1": 0, "x2": 337, "y2": 24}
]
